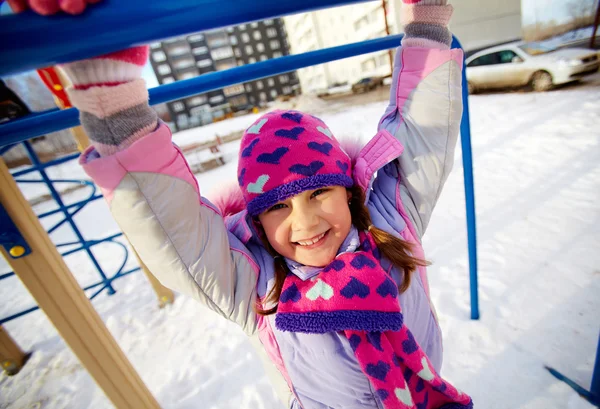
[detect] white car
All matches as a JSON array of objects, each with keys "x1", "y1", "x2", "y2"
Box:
[{"x1": 466, "y1": 41, "x2": 599, "y2": 93}]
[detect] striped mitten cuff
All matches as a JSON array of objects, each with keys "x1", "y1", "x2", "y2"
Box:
[
  {"x1": 400, "y1": 0, "x2": 453, "y2": 49},
  {"x1": 62, "y1": 46, "x2": 158, "y2": 156}
]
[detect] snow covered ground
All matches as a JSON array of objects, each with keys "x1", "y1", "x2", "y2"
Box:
[{"x1": 1, "y1": 75, "x2": 599, "y2": 409}]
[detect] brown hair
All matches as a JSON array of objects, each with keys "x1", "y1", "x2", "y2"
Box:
[{"x1": 256, "y1": 185, "x2": 428, "y2": 315}]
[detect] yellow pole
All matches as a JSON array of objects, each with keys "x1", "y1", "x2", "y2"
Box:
[
  {"x1": 53, "y1": 68, "x2": 174, "y2": 308},
  {"x1": 0, "y1": 325, "x2": 29, "y2": 376},
  {"x1": 0, "y1": 158, "x2": 161, "y2": 408}
]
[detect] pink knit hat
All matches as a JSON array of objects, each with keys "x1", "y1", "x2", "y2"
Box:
[{"x1": 238, "y1": 110, "x2": 353, "y2": 216}]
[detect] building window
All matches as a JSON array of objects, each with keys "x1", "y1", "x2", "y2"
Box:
[
  {"x1": 248, "y1": 57, "x2": 256, "y2": 64},
  {"x1": 216, "y1": 61, "x2": 236, "y2": 71},
  {"x1": 229, "y1": 36, "x2": 238, "y2": 45},
  {"x1": 211, "y1": 47, "x2": 234, "y2": 60},
  {"x1": 260, "y1": 92, "x2": 267, "y2": 101},
  {"x1": 269, "y1": 40, "x2": 280, "y2": 49},
  {"x1": 264, "y1": 19, "x2": 274, "y2": 25},
  {"x1": 224, "y1": 84, "x2": 245, "y2": 96},
  {"x1": 229, "y1": 94, "x2": 248, "y2": 107},
  {"x1": 177, "y1": 71, "x2": 197, "y2": 80},
  {"x1": 173, "y1": 58, "x2": 195, "y2": 70},
  {"x1": 192, "y1": 46, "x2": 208, "y2": 55},
  {"x1": 245, "y1": 84, "x2": 253, "y2": 92},
  {"x1": 253, "y1": 31, "x2": 262, "y2": 41},
  {"x1": 188, "y1": 34, "x2": 204, "y2": 42},
  {"x1": 209, "y1": 94, "x2": 225, "y2": 104},
  {"x1": 196, "y1": 59, "x2": 212, "y2": 68},
  {"x1": 150, "y1": 43, "x2": 162, "y2": 49},
  {"x1": 251, "y1": 22, "x2": 259, "y2": 28},
  {"x1": 279, "y1": 75, "x2": 289, "y2": 84},
  {"x1": 266, "y1": 28, "x2": 277, "y2": 38},
  {"x1": 273, "y1": 51, "x2": 283, "y2": 58},
  {"x1": 270, "y1": 89, "x2": 277, "y2": 99},
  {"x1": 163, "y1": 76, "x2": 175, "y2": 84},
  {"x1": 172, "y1": 102, "x2": 185, "y2": 112},
  {"x1": 282, "y1": 86, "x2": 292, "y2": 94},
  {"x1": 226, "y1": 27, "x2": 234, "y2": 33},
  {"x1": 152, "y1": 51, "x2": 167, "y2": 62},
  {"x1": 187, "y1": 95, "x2": 207, "y2": 106},
  {"x1": 256, "y1": 81, "x2": 264, "y2": 90},
  {"x1": 250, "y1": 96, "x2": 256, "y2": 104},
  {"x1": 267, "y1": 78, "x2": 275, "y2": 87},
  {"x1": 157, "y1": 64, "x2": 171, "y2": 75},
  {"x1": 234, "y1": 48, "x2": 242, "y2": 58},
  {"x1": 177, "y1": 114, "x2": 189, "y2": 129},
  {"x1": 167, "y1": 44, "x2": 190, "y2": 57},
  {"x1": 260, "y1": 54, "x2": 268, "y2": 61},
  {"x1": 239, "y1": 24, "x2": 247, "y2": 30},
  {"x1": 257, "y1": 43, "x2": 265, "y2": 52},
  {"x1": 242, "y1": 33, "x2": 250, "y2": 43},
  {"x1": 245, "y1": 45, "x2": 253, "y2": 55}
]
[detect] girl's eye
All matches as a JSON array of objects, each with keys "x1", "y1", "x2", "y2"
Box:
[
  {"x1": 268, "y1": 203, "x2": 287, "y2": 212},
  {"x1": 311, "y1": 188, "x2": 328, "y2": 198}
]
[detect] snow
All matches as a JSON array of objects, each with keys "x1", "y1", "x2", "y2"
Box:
[{"x1": 1, "y1": 74, "x2": 600, "y2": 409}]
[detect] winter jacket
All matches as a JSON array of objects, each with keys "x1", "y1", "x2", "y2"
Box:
[{"x1": 80, "y1": 45, "x2": 464, "y2": 408}]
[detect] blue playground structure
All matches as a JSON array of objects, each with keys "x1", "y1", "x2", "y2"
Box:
[{"x1": 0, "y1": 0, "x2": 597, "y2": 406}]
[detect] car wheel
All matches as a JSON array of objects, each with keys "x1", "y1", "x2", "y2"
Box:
[{"x1": 531, "y1": 71, "x2": 553, "y2": 92}]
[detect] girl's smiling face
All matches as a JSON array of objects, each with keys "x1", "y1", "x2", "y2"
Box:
[{"x1": 258, "y1": 186, "x2": 352, "y2": 267}]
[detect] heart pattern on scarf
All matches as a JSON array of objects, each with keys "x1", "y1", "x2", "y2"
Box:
[
  {"x1": 366, "y1": 361, "x2": 390, "y2": 382},
  {"x1": 417, "y1": 357, "x2": 435, "y2": 381},
  {"x1": 349, "y1": 334, "x2": 362, "y2": 352},
  {"x1": 238, "y1": 168, "x2": 246, "y2": 186},
  {"x1": 376, "y1": 278, "x2": 398, "y2": 298},
  {"x1": 280, "y1": 283, "x2": 301, "y2": 303},
  {"x1": 247, "y1": 175, "x2": 270, "y2": 194},
  {"x1": 306, "y1": 280, "x2": 334, "y2": 301},
  {"x1": 241, "y1": 138, "x2": 260, "y2": 157},
  {"x1": 308, "y1": 141, "x2": 333, "y2": 156},
  {"x1": 289, "y1": 161, "x2": 324, "y2": 177},
  {"x1": 402, "y1": 331, "x2": 418, "y2": 354},
  {"x1": 395, "y1": 385, "x2": 414, "y2": 406},
  {"x1": 367, "y1": 331, "x2": 384, "y2": 352},
  {"x1": 282, "y1": 111, "x2": 303, "y2": 123},
  {"x1": 340, "y1": 277, "x2": 370, "y2": 299},
  {"x1": 323, "y1": 259, "x2": 345, "y2": 272},
  {"x1": 257, "y1": 147, "x2": 289, "y2": 164},
  {"x1": 247, "y1": 118, "x2": 268, "y2": 134},
  {"x1": 275, "y1": 127, "x2": 305, "y2": 140},
  {"x1": 351, "y1": 254, "x2": 377, "y2": 269}
]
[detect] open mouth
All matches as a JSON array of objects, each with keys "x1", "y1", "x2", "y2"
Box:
[{"x1": 294, "y1": 230, "x2": 330, "y2": 249}]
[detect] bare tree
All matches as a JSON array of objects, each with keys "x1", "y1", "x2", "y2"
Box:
[{"x1": 568, "y1": 0, "x2": 597, "y2": 33}]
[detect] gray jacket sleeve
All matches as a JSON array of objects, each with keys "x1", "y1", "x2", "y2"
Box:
[
  {"x1": 378, "y1": 46, "x2": 464, "y2": 238},
  {"x1": 80, "y1": 125, "x2": 259, "y2": 336}
]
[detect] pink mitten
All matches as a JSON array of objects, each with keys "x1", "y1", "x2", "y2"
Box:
[{"x1": 8, "y1": 0, "x2": 102, "y2": 15}]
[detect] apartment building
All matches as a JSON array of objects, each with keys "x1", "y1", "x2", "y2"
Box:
[
  {"x1": 149, "y1": 18, "x2": 299, "y2": 131},
  {"x1": 284, "y1": 0, "x2": 521, "y2": 93}
]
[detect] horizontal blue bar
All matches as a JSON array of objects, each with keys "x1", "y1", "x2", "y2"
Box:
[
  {"x1": 0, "y1": 0, "x2": 375, "y2": 77},
  {"x1": 0, "y1": 35, "x2": 403, "y2": 146}
]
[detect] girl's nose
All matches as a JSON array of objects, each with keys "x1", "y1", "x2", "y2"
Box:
[{"x1": 291, "y1": 203, "x2": 319, "y2": 232}]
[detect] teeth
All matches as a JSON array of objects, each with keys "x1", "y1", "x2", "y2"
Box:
[{"x1": 297, "y1": 232, "x2": 326, "y2": 246}]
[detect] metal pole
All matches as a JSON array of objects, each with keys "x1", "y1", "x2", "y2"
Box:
[
  {"x1": 451, "y1": 37, "x2": 480, "y2": 320},
  {"x1": 590, "y1": 0, "x2": 600, "y2": 49},
  {"x1": 0, "y1": 0, "x2": 379, "y2": 76},
  {"x1": 381, "y1": 0, "x2": 394, "y2": 75}
]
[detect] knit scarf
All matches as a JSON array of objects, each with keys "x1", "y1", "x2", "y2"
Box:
[{"x1": 275, "y1": 231, "x2": 473, "y2": 409}]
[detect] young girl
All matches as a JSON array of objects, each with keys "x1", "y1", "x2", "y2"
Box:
[{"x1": 15, "y1": 0, "x2": 471, "y2": 407}]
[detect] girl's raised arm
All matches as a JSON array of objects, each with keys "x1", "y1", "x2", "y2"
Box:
[
  {"x1": 10, "y1": 2, "x2": 261, "y2": 336},
  {"x1": 377, "y1": 0, "x2": 463, "y2": 238}
]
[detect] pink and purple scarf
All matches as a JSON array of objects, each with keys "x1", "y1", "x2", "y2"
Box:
[{"x1": 276, "y1": 232, "x2": 473, "y2": 409}]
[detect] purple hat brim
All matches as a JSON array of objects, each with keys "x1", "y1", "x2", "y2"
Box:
[{"x1": 247, "y1": 173, "x2": 354, "y2": 217}]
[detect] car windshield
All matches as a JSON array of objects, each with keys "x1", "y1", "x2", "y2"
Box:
[
  {"x1": 359, "y1": 78, "x2": 371, "y2": 83},
  {"x1": 518, "y1": 43, "x2": 558, "y2": 56}
]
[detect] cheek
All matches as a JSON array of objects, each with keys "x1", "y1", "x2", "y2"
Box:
[{"x1": 261, "y1": 216, "x2": 291, "y2": 252}]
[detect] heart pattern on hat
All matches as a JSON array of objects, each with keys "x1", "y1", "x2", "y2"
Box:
[
  {"x1": 308, "y1": 141, "x2": 333, "y2": 156},
  {"x1": 282, "y1": 111, "x2": 303, "y2": 123},
  {"x1": 275, "y1": 127, "x2": 305, "y2": 140},
  {"x1": 317, "y1": 125, "x2": 333, "y2": 138},
  {"x1": 247, "y1": 118, "x2": 268, "y2": 134},
  {"x1": 289, "y1": 161, "x2": 324, "y2": 177},
  {"x1": 257, "y1": 147, "x2": 289, "y2": 164},
  {"x1": 247, "y1": 175, "x2": 270, "y2": 194},
  {"x1": 241, "y1": 138, "x2": 260, "y2": 158}
]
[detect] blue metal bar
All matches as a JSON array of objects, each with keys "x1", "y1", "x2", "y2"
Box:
[
  {"x1": 0, "y1": 306, "x2": 41, "y2": 326},
  {"x1": 0, "y1": 0, "x2": 376, "y2": 77},
  {"x1": 11, "y1": 152, "x2": 81, "y2": 177},
  {"x1": 1, "y1": 34, "x2": 404, "y2": 145},
  {"x1": 451, "y1": 36, "x2": 480, "y2": 320},
  {"x1": 22, "y1": 141, "x2": 117, "y2": 294}
]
